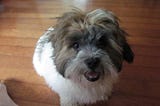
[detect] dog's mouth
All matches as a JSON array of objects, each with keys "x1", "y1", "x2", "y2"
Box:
[{"x1": 84, "y1": 71, "x2": 100, "y2": 82}]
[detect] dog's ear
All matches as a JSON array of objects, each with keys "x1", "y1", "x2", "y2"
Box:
[
  {"x1": 122, "y1": 42, "x2": 134, "y2": 63},
  {"x1": 117, "y1": 28, "x2": 134, "y2": 63},
  {"x1": 118, "y1": 29, "x2": 134, "y2": 63}
]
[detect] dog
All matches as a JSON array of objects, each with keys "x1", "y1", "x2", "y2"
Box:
[{"x1": 33, "y1": 9, "x2": 134, "y2": 106}]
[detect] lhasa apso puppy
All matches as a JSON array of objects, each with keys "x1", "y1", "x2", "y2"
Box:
[{"x1": 33, "y1": 9, "x2": 134, "y2": 106}]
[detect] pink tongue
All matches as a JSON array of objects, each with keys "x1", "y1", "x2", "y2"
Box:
[{"x1": 85, "y1": 71, "x2": 99, "y2": 79}]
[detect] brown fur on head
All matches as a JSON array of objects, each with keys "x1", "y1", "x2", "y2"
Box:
[{"x1": 50, "y1": 9, "x2": 134, "y2": 82}]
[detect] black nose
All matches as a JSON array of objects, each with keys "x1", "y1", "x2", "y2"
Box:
[{"x1": 85, "y1": 57, "x2": 100, "y2": 70}]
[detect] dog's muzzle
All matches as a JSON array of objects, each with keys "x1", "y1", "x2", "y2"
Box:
[{"x1": 84, "y1": 57, "x2": 101, "y2": 82}]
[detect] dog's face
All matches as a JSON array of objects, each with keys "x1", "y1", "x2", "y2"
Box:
[{"x1": 51, "y1": 9, "x2": 134, "y2": 83}]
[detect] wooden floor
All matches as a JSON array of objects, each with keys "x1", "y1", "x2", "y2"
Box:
[{"x1": 0, "y1": 0, "x2": 160, "y2": 106}]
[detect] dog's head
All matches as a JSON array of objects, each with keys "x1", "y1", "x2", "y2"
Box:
[{"x1": 51, "y1": 9, "x2": 134, "y2": 83}]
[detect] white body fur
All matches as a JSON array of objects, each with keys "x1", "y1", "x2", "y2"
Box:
[{"x1": 33, "y1": 27, "x2": 118, "y2": 106}]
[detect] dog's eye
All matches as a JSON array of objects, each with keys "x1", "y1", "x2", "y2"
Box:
[
  {"x1": 97, "y1": 36, "x2": 107, "y2": 48},
  {"x1": 72, "y1": 42, "x2": 79, "y2": 50}
]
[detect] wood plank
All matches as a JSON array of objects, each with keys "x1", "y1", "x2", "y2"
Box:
[
  {"x1": 128, "y1": 30, "x2": 160, "y2": 38},
  {"x1": 0, "y1": 46, "x2": 34, "y2": 57},
  {"x1": 121, "y1": 66, "x2": 160, "y2": 82},
  {"x1": 128, "y1": 36, "x2": 160, "y2": 47},
  {"x1": 13, "y1": 99, "x2": 55, "y2": 106},
  {"x1": 106, "y1": 95, "x2": 160, "y2": 106},
  {"x1": 90, "y1": 95, "x2": 160, "y2": 106},
  {"x1": 132, "y1": 45, "x2": 160, "y2": 57},
  {"x1": 114, "y1": 79, "x2": 160, "y2": 99},
  {"x1": 0, "y1": 37, "x2": 37, "y2": 47}
]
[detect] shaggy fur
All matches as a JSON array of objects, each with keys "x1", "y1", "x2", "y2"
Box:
[{"x1": 33, "y1": 9, "x2": 134, "y2": 106}]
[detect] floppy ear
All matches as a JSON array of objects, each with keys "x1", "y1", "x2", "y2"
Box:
[
  {"x1": 116, "y1": 26, "x2": 134, "y2": 64},
  {"x1": 117, "y1": 27, "x2": 134, "y2": 64},
  {"x1": 122, "y1": 42, "x2": 134, "y2": 63}
]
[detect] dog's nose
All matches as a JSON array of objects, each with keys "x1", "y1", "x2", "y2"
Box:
[{"x1": 85, "y1": 57, "x2": 100, "y2": 70}]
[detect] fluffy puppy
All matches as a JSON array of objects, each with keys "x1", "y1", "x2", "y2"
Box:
[{"x1": 33, "y1": 9, "x2": 134, "y2": 106}]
